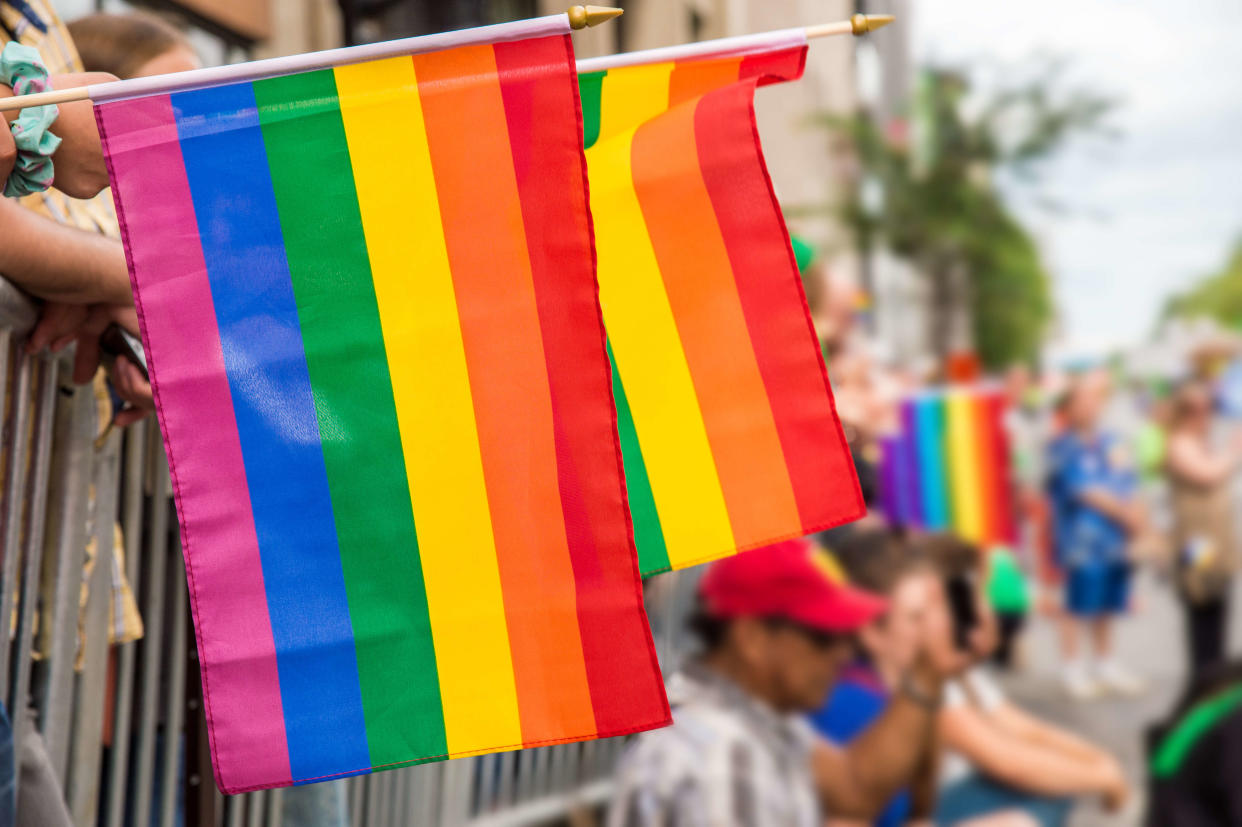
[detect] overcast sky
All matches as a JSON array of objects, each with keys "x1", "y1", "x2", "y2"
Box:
[{"x1": 911, "y1": 0, "x2": 1242, "y2": 358}]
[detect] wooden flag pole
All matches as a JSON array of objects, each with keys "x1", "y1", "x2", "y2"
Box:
[
  {"x1": 807, "y1": 13, "x2": 896, "y2": 39},
  {"x1": 0, "y1": 6, "x2": 622, "y2": 114}
]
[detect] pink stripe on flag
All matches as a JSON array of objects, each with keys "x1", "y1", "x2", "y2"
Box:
[{"x1": 96, "y1": 94, "x2": 293, "y2": 793}]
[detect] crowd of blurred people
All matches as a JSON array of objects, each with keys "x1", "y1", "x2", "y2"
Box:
[{"x1": 611, "y1": 256, "x2": 1242, "y2": 826}]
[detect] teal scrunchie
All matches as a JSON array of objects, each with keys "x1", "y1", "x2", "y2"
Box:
[{"x1": 1, "y1": 42, "x2": 61, "y2": 197}]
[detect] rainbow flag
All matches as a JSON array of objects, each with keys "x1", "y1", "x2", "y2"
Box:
[
  {"x1": 884, "y1": 387, "x2": 1017, "y2": 546},
  {"x1": 579, "y1": 42, "x2": 862, "y2": 575},
  {"x1": 96, "y1": 27, "x2": 668, "y2": 794}
]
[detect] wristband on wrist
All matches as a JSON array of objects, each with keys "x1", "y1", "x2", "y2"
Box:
[
  {"x1": 899, "y1": 670, "x2": 942, "y2": 711},
  {"x1": 1, "y1": 41, "x2": 60, "y2": 197}
]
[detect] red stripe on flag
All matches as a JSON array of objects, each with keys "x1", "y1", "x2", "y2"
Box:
[
  {"x1": 694, "y1": 77, "x2": 864, "y2": 531},
  {"x1": 986, "y1": 392, "x2": 1019, "y2": 545},
  {"x1": 494, "y1": 35, "x2": 670, "y2": 736},
  {"x1": 974, "y1": 392, "x2": 1003, "y2": 545},
  {"x1": 739, "y1": 46, "x2": 808, "y2": 86}
]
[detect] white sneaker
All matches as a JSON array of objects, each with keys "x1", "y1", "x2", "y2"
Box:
[
  {"x1": 1096, "y1": 661, "x2": 1146, "y2": 696},
  {"x1": 1062, "y1": 667, "x2": 1101, "y2": 700}
]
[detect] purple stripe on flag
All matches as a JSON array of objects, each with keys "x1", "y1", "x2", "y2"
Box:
[
  {"x1": 96, "y1": 94, "x2": 293, "y2": 793},
  {"x1": 877, "y1": 435, "x2": 900, "y2": 527},
  {"x1": 899, "y1": 400, "x2": 924, "y2": 527}
]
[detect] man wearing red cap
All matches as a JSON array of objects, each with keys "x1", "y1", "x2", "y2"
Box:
[{"x1": 609, "y1": 538, "x2": 963, "y2": 826}]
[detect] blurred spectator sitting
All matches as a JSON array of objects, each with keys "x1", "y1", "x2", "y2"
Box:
[
  {"x1": 920, "y1": 533, "x2": 1131, "y2": 827},
  {"x1": 1164, "y1": 379, "x2": 1242, "y2": 676},
  {"x1": 608, "y1": 537, "x2": 964, "y2": 826},
  {"x1": 813, "y1": 530, "x2": 1032, "y2": 827},
  {"x1": 1044, "y1": 370, "x2": 1146, "y2": 700}
]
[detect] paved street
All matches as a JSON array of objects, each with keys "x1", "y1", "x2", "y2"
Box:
[{"x1": 997, "y1": 569, "x2": 1242, "y2": 826}]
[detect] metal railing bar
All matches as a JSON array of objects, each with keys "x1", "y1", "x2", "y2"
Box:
[
  {"x1": 67, "y1": 429, "x2": 122, "y2": 825},
  {"x1": 131, "y1": 439, "x2": 171, "y2": 825},
  {"x1": 0, "y1": 341, "x2": 32, "y2": 697},
  {"x1": 102, "y1": 421, "x2": 147, "y2": 827},
  {"x1": 38, "y1": 376, "x2": 96, "y2": 782},
  {"x1": 5, "y1": 354, "x2": 53, "y2": 813},
  {"x1": 158, "y1": 547, "x2": 188, "y2": 827}
]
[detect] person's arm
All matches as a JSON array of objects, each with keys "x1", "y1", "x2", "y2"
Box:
[
  {"x1": 1076, "y1": 487, "x2": 1140, "y2": 532},
  {"x1": 988, "y1": 700, "x2": 1116, "y2": 765},
  {"x1": 1166, "y1": 432, "x2": 1241, "y2": 488},
  {"x1": 812, "y1": 683, "x2": 939, "y2": 819},
  {"x1": 1, "y1": 73, "x2": 117, "y2": 199},
  {"x1": 0, "y1": 200, "x2": 131, "y2": 303},
  {"x1": 939, "y1": 703, "x2": 1125, "y2": 802},
  {"x1": 906, "y1": 735, "x2": 940, "y2": 820}
]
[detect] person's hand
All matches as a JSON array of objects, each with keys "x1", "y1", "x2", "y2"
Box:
[
  {"x1": 1123, "y1": 503, "x2": 1148, "y2": 537},
  {"x1": 111, "y1": 354, "x2": 152, "y2": 426},
  {"x1": 1099, "y1": 761, "x2": 1130, "y2": 813},
  {"x1": 27, "y1": 300, "x2": 89, "y2": 354},
  {"x1": 27, "y1": 300, "x2": 108, "y2": 381},
  {"x1": 912, "y1": 583, "x2": 971, "y2": 684},
  {"x1": 44, "y1": 73, "x2": 117, "y2": 199},
  {"x1": 28, "y1": 301, "x2": 151, "y2": 426}
]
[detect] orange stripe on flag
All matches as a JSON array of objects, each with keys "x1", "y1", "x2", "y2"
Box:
[
  {"x1": 630, "y1": 98, "x2": 802, "y2": 552},
  {"x1": 668, "y1": 58, "x2": 741, "y2": 106},
  {"x1": 413, "y1": 44, "x2": 597, "y2": 747}
]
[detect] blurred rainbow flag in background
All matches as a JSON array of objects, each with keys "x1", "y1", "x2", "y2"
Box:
[
  {"x1": 97, "y1": 23, "x2": 669, "y2": 794},
  {"x1": 580, "y1": 41, "x2": 863, "y2": 576},
  {"x1": 880, "y1": 388, "x2": 1016, "y2": 546}
]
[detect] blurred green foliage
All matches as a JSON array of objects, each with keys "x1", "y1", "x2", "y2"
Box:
[
  {"x1": 1164, "y1": 239, "x2": 1242, "y2": 327},
  {"x1": 816, "y1": 66, "x2": 1115, "y2": 369}
]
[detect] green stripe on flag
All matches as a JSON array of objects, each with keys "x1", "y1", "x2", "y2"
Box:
[
  {"x1": 607, "y1": 341, "x2": 670, "y2": 575},
  {"x1": 254, "y1": 70, "x2": 447, "y2": 767},
  {"x1": 579, "y1": 70, "x2": 606, "y2": 150}
]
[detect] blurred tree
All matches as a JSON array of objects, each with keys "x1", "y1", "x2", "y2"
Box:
[
  {"x1": 817, "y1": 66, "x2": 1114, "y2": 370},
  {"x1": 1164, "y1": 239, "x2": 1242, "y2": 327}
]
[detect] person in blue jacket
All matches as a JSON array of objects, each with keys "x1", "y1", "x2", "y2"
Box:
[{"x1": 1047, "y1": 371, "x2": 1146, "y2": 700}]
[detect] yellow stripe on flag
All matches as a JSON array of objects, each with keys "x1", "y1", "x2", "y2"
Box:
[
  {"x1": 945, "y1": 390, "x2": 984, "y2": 543},
  {"x1": 588, "y1": 64, "x2": 735, "y2": 567},
  {"x1": 335, "y1": 58, "x2": 522, "y2": 756}
]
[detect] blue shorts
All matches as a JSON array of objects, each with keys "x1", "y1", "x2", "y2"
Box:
[
  {"x1": 936, "y1": 772, "x2": 1071, "y2": 827},
  {"x1": 1065, "y1": 559, "x2": 1131, "y2": 616}
]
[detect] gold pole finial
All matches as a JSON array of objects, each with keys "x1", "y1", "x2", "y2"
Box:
[
  {"x1": 568, "y1": 5, "x2": 623, "y2": 30},
  {"x1": 850, "y1": 13, "x2": 896, "y2": 35}
]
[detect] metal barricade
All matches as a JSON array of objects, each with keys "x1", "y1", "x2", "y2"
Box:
[{"x1": 0, "y1": 277, "x2": 693, "y2": 827}]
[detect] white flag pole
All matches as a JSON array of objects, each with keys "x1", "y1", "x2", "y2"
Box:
[{"x1": 575, "y1": 13, "x2": 894, "y2": 74}]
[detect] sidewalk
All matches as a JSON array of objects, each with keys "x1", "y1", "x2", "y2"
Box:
[{"x1": 998, "y1": 570, "x2": 1242, "y2": 826}]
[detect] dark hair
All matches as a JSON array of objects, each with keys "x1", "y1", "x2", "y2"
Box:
[
  {"x1": 687, "y1": 603, "x2": 731, "y2": 653},
  {"x1": 68, "y1": 12, "x2": 191, "y2": 80},
  {"x1": 910, "y1": 532, "x2": 981, "y2": 579},
  {"x1": 828, "y1": 528, "x2": 926, "y2": 597}
]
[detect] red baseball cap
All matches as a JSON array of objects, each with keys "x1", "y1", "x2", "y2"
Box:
[{"x1": 698, "y1": 538, "x2": 887, "y2": 633}]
